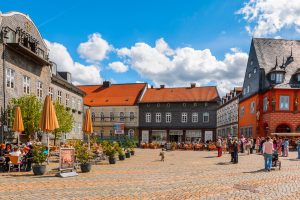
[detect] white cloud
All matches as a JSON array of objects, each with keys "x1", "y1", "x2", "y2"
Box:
[
  {"x1": 108, "y1": 61, "x2": 129, "y2": 73},
  {"x1": 45, "y1": 39, "x2": 102, "y2": 85},
  {"x1": 117, "y1": 38, "x2": 248, "y2": 95},
  {"x1": 77, "y1": 33, "x2": 112, "y2": 63},
  {"x1": 237, "y1": 0, "x2": 300, "y2": 37}
]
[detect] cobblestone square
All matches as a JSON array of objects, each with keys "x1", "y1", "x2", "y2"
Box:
[{"x1": 1, "y1": 149, "x2": 300, "y2": 200}]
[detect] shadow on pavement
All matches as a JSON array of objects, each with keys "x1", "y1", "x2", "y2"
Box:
[
  {"x1": 203, "y1": 156, "x2": 217, "y2": 158},
  {"x1": 243, "y1": 169, "x2": 266, "y2": 174},
  {"x1": 216, "y1": 162, "x2": 232, "y2": 165},
  {"x1": 288, "y1": 158, "x2": 300, "y2": 161}
]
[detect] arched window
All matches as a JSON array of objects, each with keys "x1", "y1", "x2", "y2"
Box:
[
  {"x1": 128, "y1": 129, "x2": 134, "y2": 138},
  {"x1": 275, "y1": 124, "x2": 291, "y2": 133},
  {"x1": 296, "y1": 125, "x2": 300, "y2": 133}
]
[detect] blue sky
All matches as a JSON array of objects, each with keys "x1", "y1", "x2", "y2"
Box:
[{"x1": 1, "y1": 0, "x2": 300, "y2": 94}]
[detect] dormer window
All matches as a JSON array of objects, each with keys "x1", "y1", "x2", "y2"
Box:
[
  {"x1": 269, "y1": 57, "x2": 285, "y2": 84},
  {"x1": 297, "y1": 74, "x2": 300, "y2": 82},
  {"x1": 276, "y1": 73, "x2": 283, "y2": 83}
]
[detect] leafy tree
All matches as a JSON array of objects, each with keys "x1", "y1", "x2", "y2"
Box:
[
  {"x1": 53, "y1": 101, "x2": 74, "y2": 145},
  {"x1": 10, "y1": 95, "x2": 42, "y2": 140}
]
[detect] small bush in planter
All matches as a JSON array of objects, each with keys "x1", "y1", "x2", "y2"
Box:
[
  {"x1": 125, "y1": 149, "x2": 131, "y2": 158},
  {"x1": 75, "y1": 144, "x2": 93, "y2": 173},
  {"x1": 115, "y1": 143, "x2": 125, "y2": 161},
  {"x1": 102, "y1": 141, "x2": 117, "y2": 164},
  {"x1": 32, "y1": 144, "x2": 48, "y2": 175}
]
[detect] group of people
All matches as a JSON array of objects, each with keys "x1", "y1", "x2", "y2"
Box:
[
  {"x1": 216, "y1": 135, "x2": 300, "y2": 171},
  {"x1": 0, "y1": 142, "x2": 35, "y2": 172}
]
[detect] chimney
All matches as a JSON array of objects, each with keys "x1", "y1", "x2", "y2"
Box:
[
  {"x1": 191, "y1": 83, "x2": 196, "y2": 88},
  {"x1": 102, "y1": 81, "x2": 111, "y2": 88},
  {"x1": 160, "y1": 85, "x2": 165, "y2": 89}
]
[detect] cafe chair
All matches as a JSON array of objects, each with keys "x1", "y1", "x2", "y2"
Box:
[{"x1": 8, "y1": 155, "x2": 22, "y2": 172}]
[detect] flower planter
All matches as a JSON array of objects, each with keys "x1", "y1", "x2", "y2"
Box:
[
  {"x1": 80, "y1": 163, "x2": 92, "y2": 173},
  {"x1": 125, "y1": 152, "x2": 131, "y2": 158},
  {"x1": 130, "y1": 151, "x2": 135, "y2": 156},
  {"x1": 119, "y1": 155, "x2": 125, "y2": 161},
  {"x1": 109, "y1": 157, "x2": 117, "y2": 164},
  {"x1": 32, "y1": 165, "x2": 46, "y2": 175}
]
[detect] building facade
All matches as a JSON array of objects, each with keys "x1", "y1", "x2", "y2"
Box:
[
  {"x1": 78, "y1": 82, "x2": 147, "y2": 139},
  {"x1": 0, "y1": 12, "x2": 84, "y2": 141},
  {"x1": 217, "y1": 87, "x2": 242, "y2": 138},
  {"x1": 139, "y1": 84, "x2": 220, "y2": 144},
  {"x1": 239, "y1": 38, "x2": 300, "y2": 138}
]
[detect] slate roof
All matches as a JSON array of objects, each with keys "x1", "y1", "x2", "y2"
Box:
[
  {"x1": 140, "y1": 86, "x2": 220, "y2": 103},
  {"x1": 78, "y1": 83, "x2": 147, "y2": 106},
  {"x1": 253, "y1": 38, "x2": 300, "y2": 88}
]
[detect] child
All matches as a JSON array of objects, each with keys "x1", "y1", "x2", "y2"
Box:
[{"x1": 159, "y1": 150, "x2": 165, "y2": 162}]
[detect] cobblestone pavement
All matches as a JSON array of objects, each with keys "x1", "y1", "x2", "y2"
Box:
[{"x1": 1, "y1": 149, "x2": 300, "y2": 200}]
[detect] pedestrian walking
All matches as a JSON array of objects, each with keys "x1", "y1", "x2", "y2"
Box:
[
  {"x1": 216, "y1": 137, "x2": 222, "y2": 157},
  {"x1": 297, "y1": 138, "x2": 300, "y2": 159},
  {"x1": 277, "y1": 138, "x2": 283, "y2": 156},
  {"x1": 263, "y1": 137, "x2": 273, "y2": 172},
  {"x1": 283, "y1": 138, "x2": 289, "y2": 157},
  {"x1": 233, "y1": 138, "x2": 239, "y2": 164},
  {"x1": 228, "y1": 138, "x2": 234, "y2": 162},
  {"x1": 255, "y1": 137, "x2": 260, "y2": 154},
  {"x1": 222, "y1": 138, "x2": 227, "y2": 154}
]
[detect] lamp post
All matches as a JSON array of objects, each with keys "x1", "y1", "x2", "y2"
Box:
[{"x1": 1, "y1": 27, "x2": 8, "y2": 143}]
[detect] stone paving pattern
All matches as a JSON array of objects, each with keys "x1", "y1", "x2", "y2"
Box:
[{"x1": 1, "y1": 149, "x2": 300, "y2": 200}]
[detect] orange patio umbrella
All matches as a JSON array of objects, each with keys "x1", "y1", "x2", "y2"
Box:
[
  {"x1": 39, "y1": 95, "x2": 59, "y2": 162},
  {"x1": 12, "y1": 106, "x2": 24, "y2": 145},
  {"x1": 82, "y1": 109, "x2": 93, "y2": 149}
]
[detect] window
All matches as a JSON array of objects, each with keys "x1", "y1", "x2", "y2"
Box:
[
  {"x1": 247, "y1": 85, "x2": 250, "y2": 93},
  {"x1": 49, "y1": 87, "x2": 54, "y2": 100},
  {"x1": 6, "y1": 28, "x2": 16, "y2": 43},
  {"x1": 65, "y1": 94, "x2": 70, "y2": 107},
  {"x1": 192, "y1": 113, "x2": 198, "y2": 123},
  {"x1": 243, "y1": 88, "x2": 246, "y2": 95},
  {"x1": 120, "y1": 112, "x2": 125, "y2": 122},
  {"x1": 156, "y1": 113, "x2": 161, "y2": 123},
  {"x1": 254, "y1": 68, "x2": 257, "y2": 74},
  {"x1": 57, "y1": 90, "x2": 62, "y2": 104},
  {"x1": 248, "y1": 73, "x2": 252, "y2": 78},
  {"x1": 129, "y1": 112, "x2": 134, "y2": 121},
  {"x1": 193, "y1": 103, "x2": 197, "y2": 107},
  {"x1": 167, "y1": 103, "x2": 170, "y2": 108},
  {"x1": 271, "y1": 73, "x2": 276, "y2": 81},
  {"x1": 181, "y1": 113, "x2": 188, "y2": 123},
  {"x1": 279, "y1": 96, "x2": 290, "y2": 110},
  {"x1": 263, "y1": 97, "x2": 268, "y2": 112},
  {"x1": 91, "y1": 112, "x2": 95, "y2": 122},
  {"x1": 100, "y1": 112, "x2": 105, "y2": 121},
  {"x1": 297, "y1": 74, "x2": 300, "y2": 82},
  {"x1": 146, "y1": 113, "x2": 151, "y2": 123},
  {"x1": 276, "y1": 73, "x2": 283, "y2": 83},
  {"x1": 166, "y1": 113, "x2": 171, "y2": 123},
  {"x1": 6, "y1": 68, "x2": 15, "y2": 88},
  {"x1": 110, "y1": 112, "x2": 114, "y2": 121},
  {"x1": 157, "y1": 103, "x2": 160, "y2": 107},
  {"x1": 203, "y1": 112, "x2": 209, "y2": 123},
  {"x1": 183, "y1": 103, "x2": 186, "y2": 107},
  {"x1": 250, "y1": 101, "x2": 255, "y2": 114},
  {"x1": 23, "y1": 76, "x2": 30, "y2": 94},
  {"x1": 128, "y1": 129, "x2": 134, "y2": 138},
  {"x1": 240, "y1": 106, "x2": 245, "y2": 117},
  {"x1": 37, "y1": 81, "x2": 43, "y2": 99}
]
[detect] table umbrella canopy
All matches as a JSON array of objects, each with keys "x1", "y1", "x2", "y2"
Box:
[
  {"x1": 39, "y1": 95, "x2": 59, "y2": 132},
  {"x1": 12, "y1": 106, "x2": 24, "y2": 133},
  {"x1": 83, "y1": 109, "x2": 93, "y2": 134}
]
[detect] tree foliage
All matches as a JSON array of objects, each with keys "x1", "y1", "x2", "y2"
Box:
[
  {"x1": 53, "y1": 101, "x2": 74, "y2": 145},
  {"x1": 10, "y1": 95, "x2": 42, "y2": 139}
]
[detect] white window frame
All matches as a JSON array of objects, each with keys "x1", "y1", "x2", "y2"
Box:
[
  {"x1": 49, "y1": 87, "x2": 54, "y2": 100},
  {"x1": 156, "y1": 113, "x2": 161, "y2": 123},
  {"x1": 203, "y1": 112, "x2": 209, "y2": 123},
  {"x1": 271, "y1": 73, "x2": 276, "y2": 81},
  {"x1": 110, "y1": 112, "x2": 114, "y2": 121},
  {"x1": 65, "y1": 94, "x2": 70, "y2": 107},
  {"x1": 192, "y1": 112, "x2": 198, "y2": 123},
  {"x1": 240, "y1": 106, "x2": 245, "y2": 117},
  {"x1": 37, "y1": 81, "x2": 43, "y2": 100},
  {"x1": 276, "y1": 73, "x2": 283, "y2": 83},
  {"x1": 263, "y1": 97, "x2": 268, "y2": 112},
  {"x1": 279, "y1": 96, "x2": 290, "y2": 110},
  {"x1": 23, "y1": 76, "x2": 30, "y2": 94},
  {"x1": 181, "y1": 112, "x2": 188, "y2": 123},
  {"x1": 129, "y1": 112, "x2": 134, "y2": 121},
  {"x1": 57, "y1": 90, "x2": 62, "y2": 104},
  {"x1": 6, "y1": 68, "x2": 15, "y2": 89},
  {"x1": 100, "y1": 112, "x2": 105, "y2": 121},
  {"x1": 250, "y1": 101, "x2": 255, "y2": 114},
  {"x1": 166, "y1": 113, "x2": 171, "y2": 123},
  {"x1": 91, "y1": 112, "x2": 95, "y2": 122},
  {"x1": 146, "y1": 113, "x2": 151, "y2": 123}
]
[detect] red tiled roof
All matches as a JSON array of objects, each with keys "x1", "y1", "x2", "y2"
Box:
[
  {"x1": 78, "y1": 83, "x2": 146, "y2": 106},
  {"x1": 140, "y1": 86, "x2": 219, "y2": 103}
]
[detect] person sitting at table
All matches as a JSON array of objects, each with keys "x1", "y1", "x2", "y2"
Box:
[
  {"x1": 5, "y1": 143, "x2": 12, "y2": 154},
  {"x1": 24, "y1": 145, "x2": 34, "y2": 171},
  {"x1": 9, "y1": 147, "x2": 22, "y2": 157}
]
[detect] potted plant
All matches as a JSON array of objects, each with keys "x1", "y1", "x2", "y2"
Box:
[
  {"x1": 76, "y1": 145, "x2": 93, "y2": 173},
  {"x1": 129, "y1": 139, "x2": 136, "y2": 156},
  {"x1": 115, "y1": 143, "x2": 125, "y2": 161},
  {"x1": 32, "y1": 144, "x2": 47, "y2": 175},
  {"x1": 102, "y1": 141, "x2": 117, "y2": 164},
  {"x1": 125, "y1": 149, "x2": 131, "y2": 158}
]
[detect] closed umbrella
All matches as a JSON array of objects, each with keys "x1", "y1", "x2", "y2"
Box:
[
  {"x1": 39, "y1": 95, "x2": 59, "y2": 163},
  {"x1": 82, "y1": 109, "x2": 93, "y2": 150},
  {"x1": 12, "y1": 106, "x2": 24, "y2": 146}
]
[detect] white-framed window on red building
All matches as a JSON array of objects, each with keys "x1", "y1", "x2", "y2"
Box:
[
  {"x1": 279, "y1": 96, "x2": 289, "y2": 110},
  {"x1": 263, "y1": 97, "x2": 268, "y2": 112}
]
